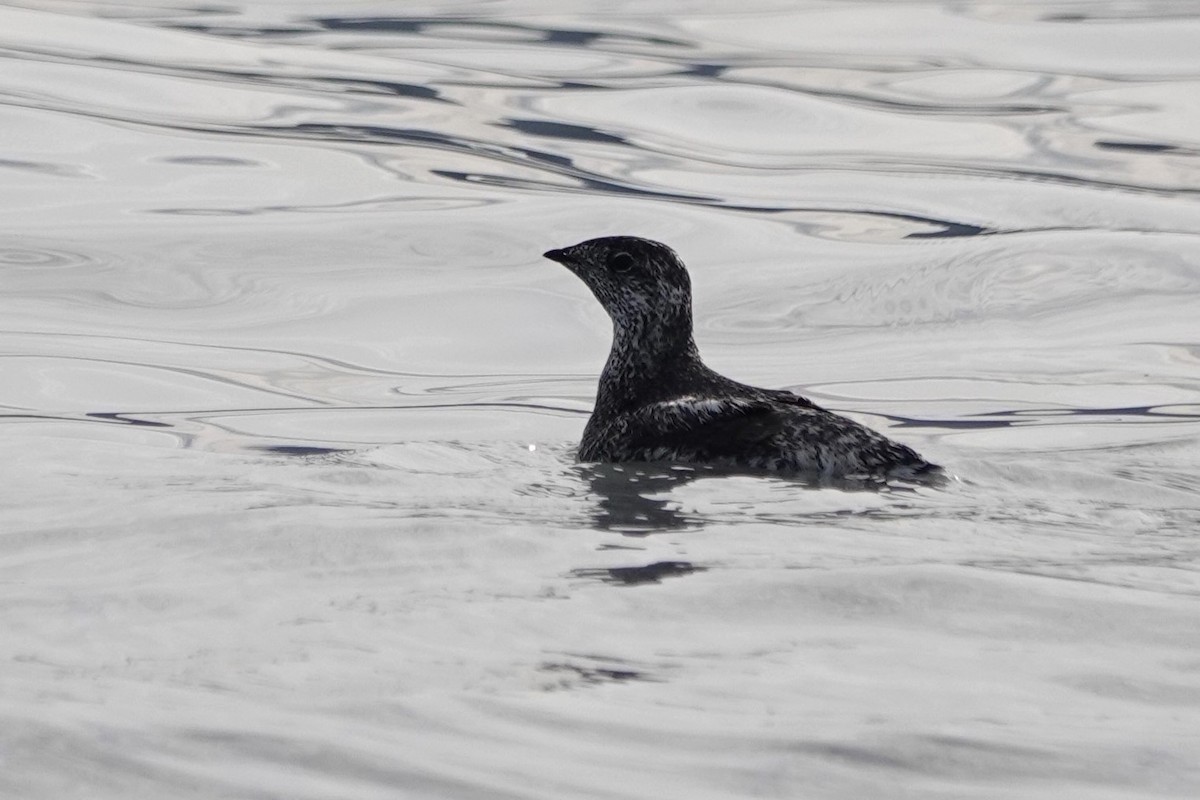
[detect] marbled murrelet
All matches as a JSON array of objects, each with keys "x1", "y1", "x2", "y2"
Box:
[{"x1": 545, "y1": 236, "x2": 941, "y2": 482}]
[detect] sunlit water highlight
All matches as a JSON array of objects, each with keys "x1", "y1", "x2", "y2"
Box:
[{"x1": 3, "y1": 2, "x2": 1199, "y2": 798}]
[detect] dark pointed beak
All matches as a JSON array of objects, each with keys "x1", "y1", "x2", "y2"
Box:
[{"x1": 543, "y1": 248, "x2": 571, "y2": 265}]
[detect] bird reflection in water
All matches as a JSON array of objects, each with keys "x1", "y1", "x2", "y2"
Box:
[{"x1": 572, "y1": 462, "x2": 708, "y2": 535}]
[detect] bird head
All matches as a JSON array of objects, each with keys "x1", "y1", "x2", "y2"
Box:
[{"x1": 544, "y1": 236, "x2": 693, "y2": 336}]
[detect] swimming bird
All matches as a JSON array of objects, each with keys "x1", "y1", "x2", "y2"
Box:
[{"x1": 544, "y1": 236, "x2": 941, "y2": 482}]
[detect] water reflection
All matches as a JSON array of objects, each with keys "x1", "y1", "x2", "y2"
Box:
[
  {"x1": 538, "y1": 655, "x2": 660, "y2": 687},
  {"x1": 573, "y1": 463, "x2": 704, "y2": 534},
  {"x1": 572, "y1": 459, "x2": 941, "y2": 536},
  {"x1": 570, "y1": 560, "x2": 707, "y2": 585},
  {"x1": 312, "y1": 16, "x2": 690, "y2": 49}
]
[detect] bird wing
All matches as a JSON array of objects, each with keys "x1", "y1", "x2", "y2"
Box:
[
  {"x1": 602, "y1": 396, "x2": 796, "y2": 462},
  {"x1": 760, "y1": 387, "x2": 822, "y2": 410}
]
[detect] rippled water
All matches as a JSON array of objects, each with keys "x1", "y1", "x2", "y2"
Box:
[{"x1": 4, "y1": 1, "x2": 1200, "y2": 797}]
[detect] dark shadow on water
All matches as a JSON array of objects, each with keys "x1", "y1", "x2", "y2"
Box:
[
  {"x1": 1095, "y1": 140, "x2": 1185, "y2": 154},
  {"x1": 252, "y1": 444, "x2": 352, "y2": 458},
  {"x1": 499, "y1": 119, "x2": 629, "y2": 146},
  {"x1": 570, "y1": 560, "x2": 707, "y2": 585},
  {"x1": 574, "y1": 463, "x2": 706, "y2": 535},
  {"x1": 573, "y1": 461, "x2": 942, "y2": 536},
  {"x1": 208, "y1": 120, "x2": 1001, "y2": 235},
  {"x1": 0, "y1": 411, "x2": 173, "y2": 429},
  {"x1": 85, "y1": 412, "x2": 173, "y2": 428},
  {"x1": 983, "y1": 403, "x2": 1200, "y2": 422},
  {"x1": 167, "y1": 13, "x2": 692, "y2": 51},
  {"x1": 312, "y1": 17, "x2": 690, "y2": 48},
  {"x1": 885, "y1": 413, "x2": 1015, "y2": 430},
  {"x1": 539, "y1": 655, "x2": 661, "y2": 687},
  {"x1": 882, "y1": 403, "x2": 1200, "y2": 433},
  {"x1": 904, "y1": 220, "x2": 989, "y2": 239}
]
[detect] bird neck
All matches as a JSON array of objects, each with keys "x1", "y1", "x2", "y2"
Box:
[{"x1": 596, "y1": 314, "x2": 701, "y2": 413}]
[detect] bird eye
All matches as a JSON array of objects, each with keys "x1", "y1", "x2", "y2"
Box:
[{"x1": 608, "y1": 252, "x2": 635, "y2": 273}]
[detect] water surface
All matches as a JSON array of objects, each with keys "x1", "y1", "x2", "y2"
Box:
[{"x1": 3, "y1": 2, "x2": 1200, "y2": 798}]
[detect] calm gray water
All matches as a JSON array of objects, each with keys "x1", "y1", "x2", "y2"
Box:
[{"x1": 3, "y1": 1, "x2": 1200, "y2": 797}]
